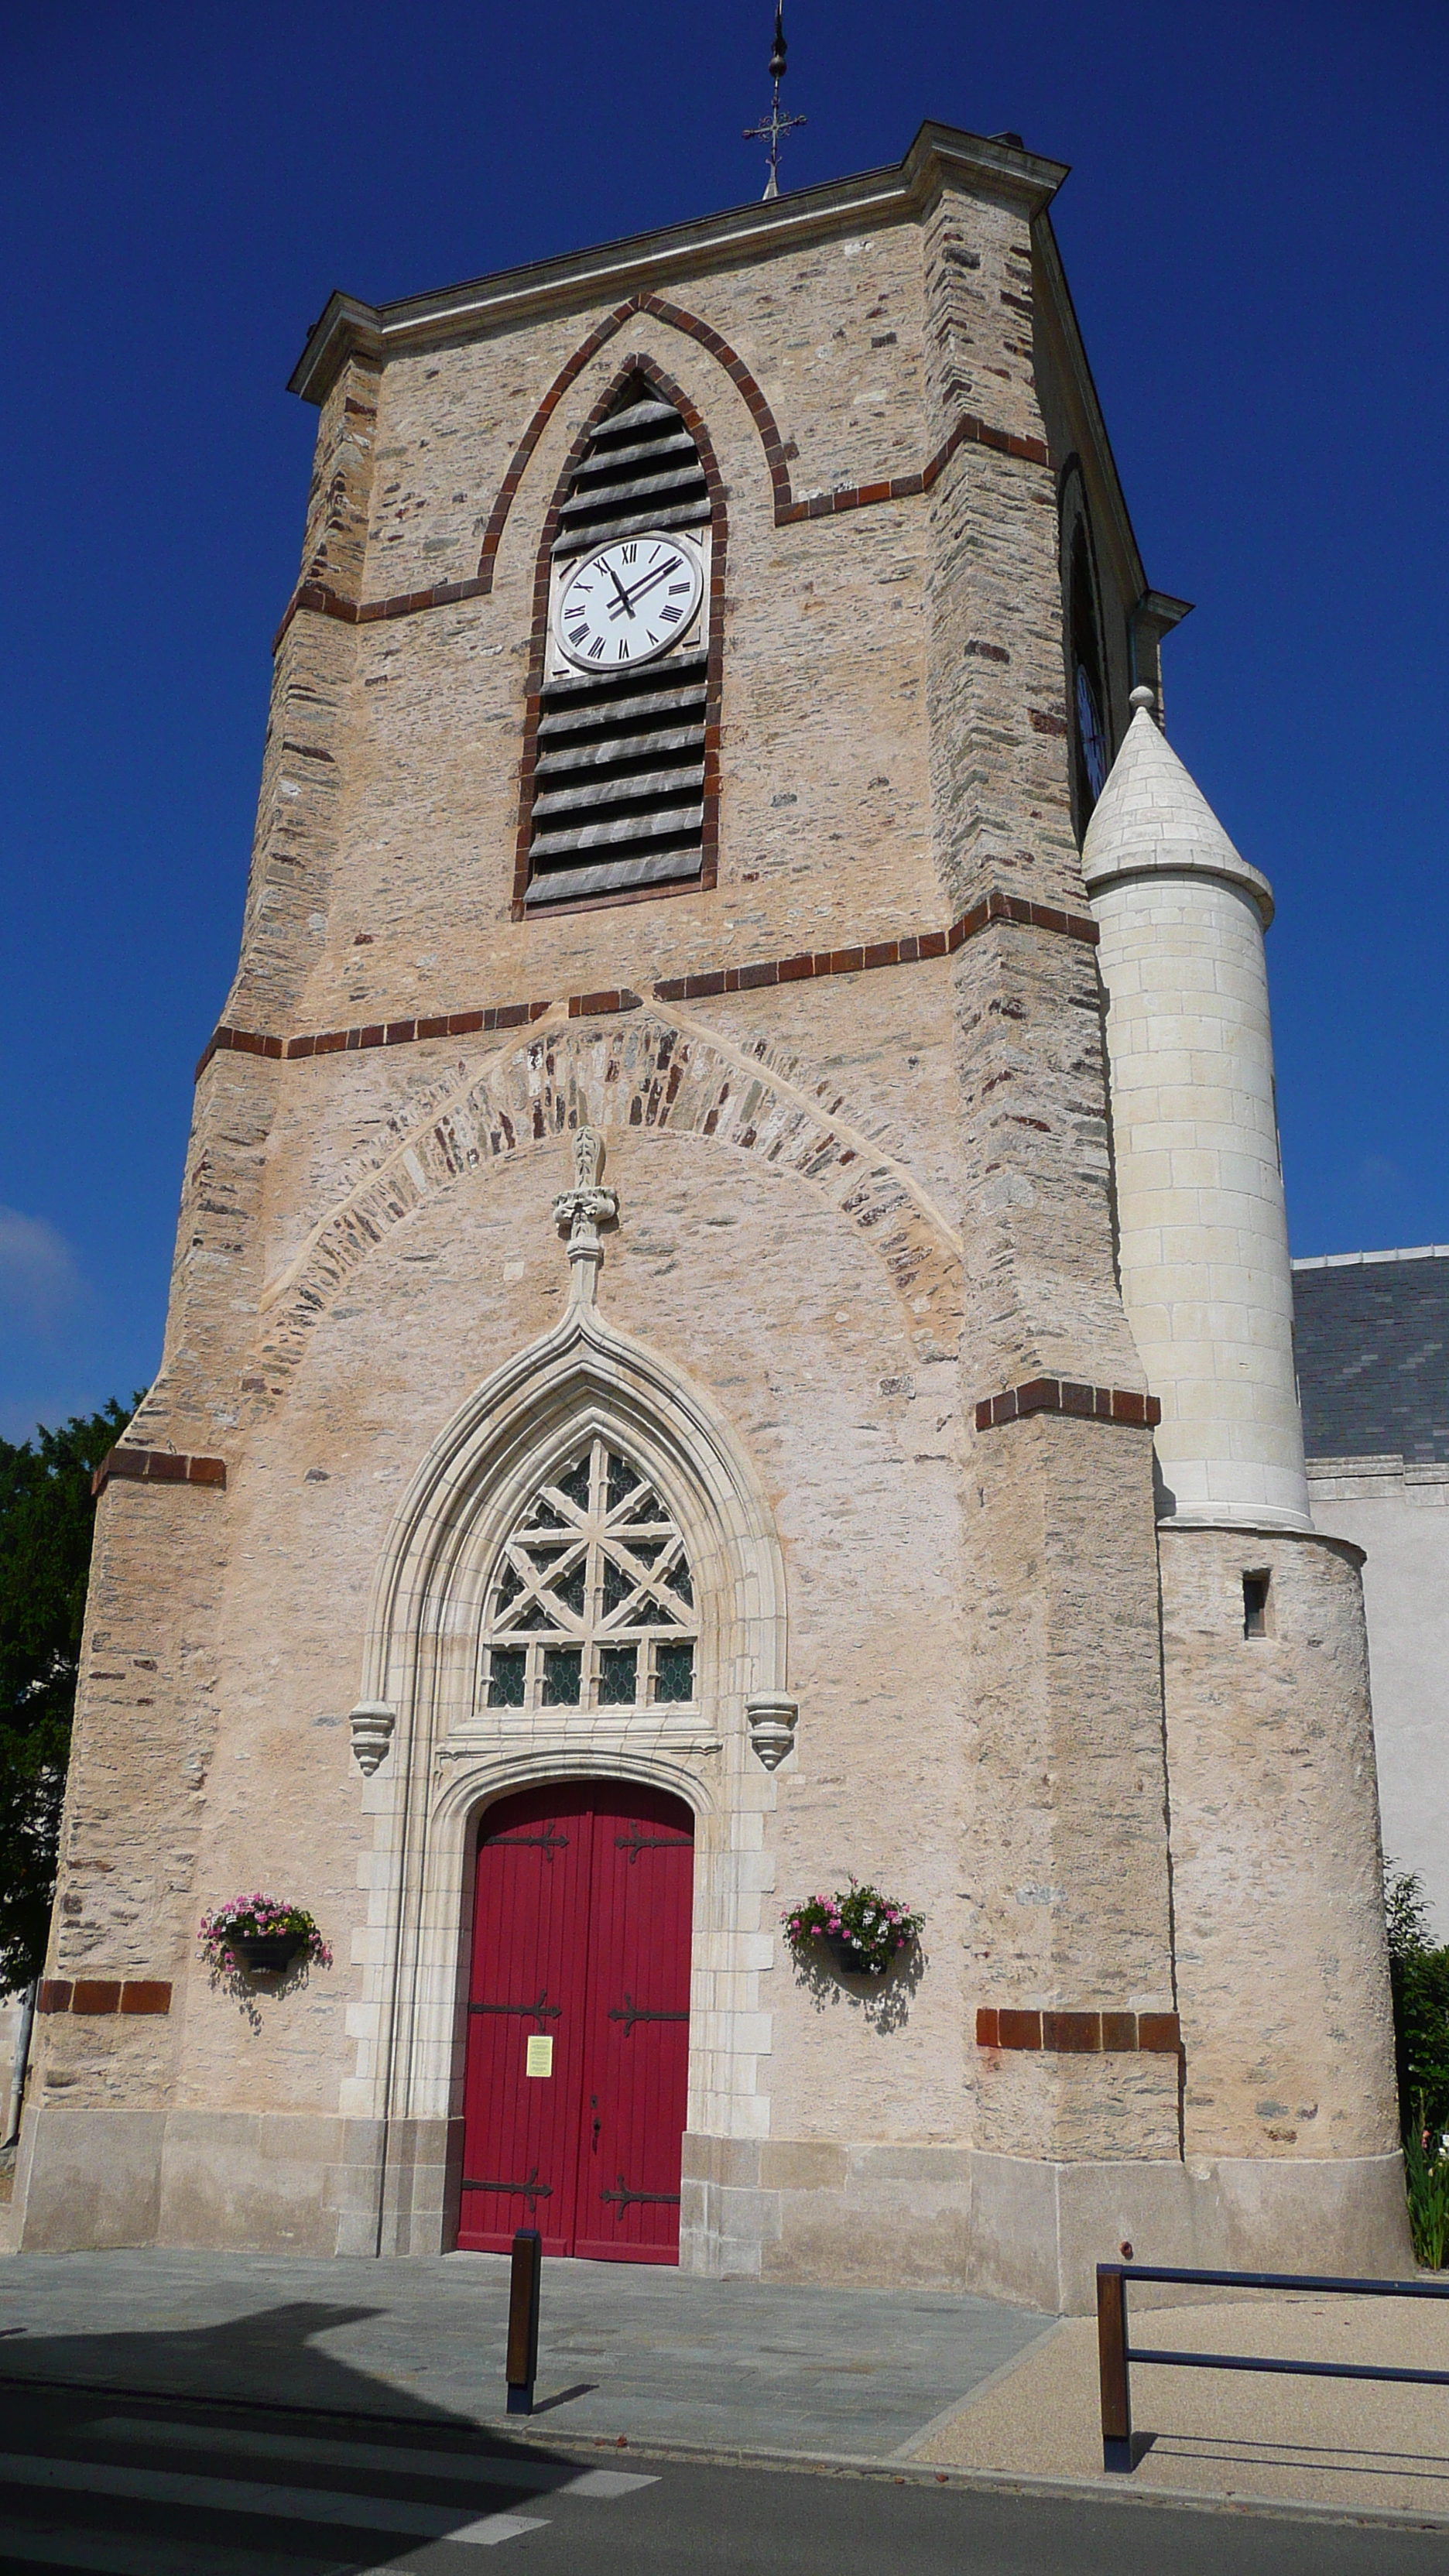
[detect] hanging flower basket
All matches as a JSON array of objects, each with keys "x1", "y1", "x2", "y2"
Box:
[
  {"x1": 200, "y1": 1896, "x2": 332, "y2": 1980},
  {"x1": 783, "y1": 1880, "x2": 924, "y2": 1980}
]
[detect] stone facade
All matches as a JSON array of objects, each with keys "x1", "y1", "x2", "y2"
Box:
[
  {"x1": 1084, "y1": 710, "x2": 1310, "y2": 1530},
  {"x1": 8, "y1": 123, "x2": 1409, "y2": 2305}
]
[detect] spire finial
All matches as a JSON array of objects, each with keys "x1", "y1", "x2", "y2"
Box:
[{"x1": 744, "y1": 2, "x2": 806, "y2": 202}]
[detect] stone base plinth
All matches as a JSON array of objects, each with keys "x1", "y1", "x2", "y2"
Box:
[
  {"x1": 12, "y1": 2108, "x2": 1412, "y2": 2314},
  {"x1": 680, "y1": 2132, "x2": 1413, "y2": 2311},
  {"x1": 12, "y1": 2107, "x2": 460, "y2": 2260}
]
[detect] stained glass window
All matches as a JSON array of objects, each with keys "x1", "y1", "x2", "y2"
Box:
[{"x1": 481, "y1": 1437, "x2": 698, "y2": 1714}]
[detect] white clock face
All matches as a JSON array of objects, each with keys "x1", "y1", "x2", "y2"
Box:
[{"x1": 554, "y1": 534, "x2": 703, "y2": 672}]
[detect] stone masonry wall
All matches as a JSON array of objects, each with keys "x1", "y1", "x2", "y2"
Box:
[
  {"x1": 1160, "y1": 1524, "x2": 1400, "y2": 2164},
  {"x1": 919, "y1": 179, "x2": 1177, "y2": 2169}
]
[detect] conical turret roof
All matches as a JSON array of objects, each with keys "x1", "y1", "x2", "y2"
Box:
[{"x1": 1081, "y1": 694, "x2": 1274, "y2": 926}]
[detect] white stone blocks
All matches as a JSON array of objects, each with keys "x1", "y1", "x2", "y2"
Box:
[{"x1": 1086, "y1": 719, "x2": 1310, "y2": 1529}]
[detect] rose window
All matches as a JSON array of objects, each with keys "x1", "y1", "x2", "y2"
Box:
[{"x1": 481, "y1": 1438, "x2": 696, "y2": 1713}]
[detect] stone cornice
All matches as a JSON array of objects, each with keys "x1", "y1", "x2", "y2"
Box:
[{"x1": 287, "y1": 123, "x2": 1069, "y2": 405}]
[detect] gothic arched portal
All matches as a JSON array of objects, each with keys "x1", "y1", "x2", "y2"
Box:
[{"x1": 344, "y1": 1238, "x2": 787, "y2": 2254}]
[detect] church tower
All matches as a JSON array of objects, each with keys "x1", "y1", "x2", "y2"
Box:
[{"x1": 10, "y1": 122, "x2": 1406, "y2": 2306}]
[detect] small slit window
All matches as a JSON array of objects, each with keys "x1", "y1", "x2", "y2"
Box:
[
  {"x1": 1242, "y1": 1572, "x2": 1271, "y2": 1639},
  {"x1": 481, "y1": 1437, "x2": 697, "y2": 1714},
  {"x1": 524, "y1": 380, "x2": 712, "y2": 911}
]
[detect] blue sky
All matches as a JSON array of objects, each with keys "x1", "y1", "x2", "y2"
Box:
[{"x1": 2, "y1": 0, "x2": 1445, "y2": 1442}]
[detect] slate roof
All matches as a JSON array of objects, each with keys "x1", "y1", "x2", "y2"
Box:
[{"x1": 1293, "y1": 1249, "x2": 1449, "y2": 1465}]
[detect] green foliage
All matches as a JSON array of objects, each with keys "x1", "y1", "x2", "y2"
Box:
[
  {"x1": 1403, "y1": 2118, "x2": 1449, "y2": 2271},
  {"x1": 782, "y1": 1879, "x2": 925, "y2": 1976},
  {"x1": 1384, "y1": 1865, "x2": 1449, "y2": 2267},
  {"x1": 1384, "y1": 1866, "x2": 1449, "y2": 2138},
  {"x1": 0, "y1": 1399, "x2": 136, "y2": 1991}
]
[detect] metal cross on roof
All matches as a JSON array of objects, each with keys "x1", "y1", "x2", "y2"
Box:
[{"x1": 743, "y1": 2, "x2": 806, "y2": 201}]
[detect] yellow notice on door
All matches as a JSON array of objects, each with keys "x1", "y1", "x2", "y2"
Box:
[{"x1": 525, "y1": 2034, "x2": 554, "y2": 2078}]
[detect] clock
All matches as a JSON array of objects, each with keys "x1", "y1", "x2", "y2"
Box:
[{"x1": 553, "y1": 533, "x2": 704, "y2": 673}]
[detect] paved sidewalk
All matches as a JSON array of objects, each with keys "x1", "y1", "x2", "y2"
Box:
[
  {"x1": 911, "y1": 2292, "x2": 1449, "y2": 2519},
  {"x1": 0, "y1": 2249, "x2": 1050, "y2": 2460},
  {"x1": 7, "y1": 2251, "x2": 1448, "y2": 2521}
]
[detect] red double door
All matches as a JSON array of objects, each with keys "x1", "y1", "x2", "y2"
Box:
[{"x1": 457, "y1": 1781, "x2": 694, "y2": 2263}]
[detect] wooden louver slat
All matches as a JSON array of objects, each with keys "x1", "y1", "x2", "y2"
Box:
[{"x1": 526, "y1": 389, "x2": 710, "y2": 910}]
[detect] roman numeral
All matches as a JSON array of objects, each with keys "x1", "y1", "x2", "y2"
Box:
[
  {"x1": 587, "y1": 638, "x2": 605, "y2": 659},
  {"x1": 660, "y1": 606, "x2": 681, "y2": 622},
  {"x1": 569, "y1": 629, "x2": 588, "y2": 647},
  {"x1": 621, "y1": 543, "x2": 637, "y2": 563},
  {"x1": 668, "y1": 581, "x2": 690, "y2": 595},
  {"x1": 618, "y1": 640, "x2": 630, "y2": 659}
]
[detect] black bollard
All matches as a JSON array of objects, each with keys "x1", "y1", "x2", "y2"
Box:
[{"x1": 506, "y1": 2227, "x2": 543, "y2": 2416}]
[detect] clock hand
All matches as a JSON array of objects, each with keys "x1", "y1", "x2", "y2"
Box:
[
  {"x1": 605, "y1": 565, "x2": 636, "y2": 619},
  {"x1": 616, "y1": 557, "x2": 683, "y2": 613}
]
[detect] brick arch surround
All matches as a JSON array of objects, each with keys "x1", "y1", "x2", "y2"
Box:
[
  {"x1": 511, "y1": 349, "x2": 728, "y2": 916},
  {"x1": 477, "y1": 293, "x2": 790, "y2": 593},
  {"x1": 249, "y1": 1013, "x2": 962, "y2": 1396}
]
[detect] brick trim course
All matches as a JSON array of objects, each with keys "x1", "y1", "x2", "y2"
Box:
[
  {"x1": 194, "y1": 889, "x2": 1099, "y2": 1081},
  {"x1": 976, "y1": 2006, "x2": 1180, "y2": 2054},
  {"x1": 973, "y1": 1380, "x2": 1163, "y2": 1434},
  {"x1": 92, "y1": 1448, "x2": 228, "y2": 1498},
  {"x1": 39, "y1": 1979, "x2": 173, "y2": 2016},
  {"x1": 269, "y1": 293, "x2": 1050, "y2": 654}
]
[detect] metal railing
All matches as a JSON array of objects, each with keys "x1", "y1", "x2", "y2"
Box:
[{"x1": 1097, "y1": 2261, "x2": 1449, "y2": 2472}]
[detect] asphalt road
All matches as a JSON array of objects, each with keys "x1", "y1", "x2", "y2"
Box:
[{"x1": 0, "y1": 2382, "x2": 1445, "y2": 2576}]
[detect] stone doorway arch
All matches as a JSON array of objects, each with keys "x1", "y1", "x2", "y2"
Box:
[{"x1": 343, "y1": 1247, "x2": 787, "y2": 2263}]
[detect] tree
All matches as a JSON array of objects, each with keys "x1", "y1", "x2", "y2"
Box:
[
  {"x1": 1383, "y1": 1865, "x2": 1449, "y2": 2139},
  {"x1": 0, "y1": 1400, "x2": 136, "y2": 1992}
]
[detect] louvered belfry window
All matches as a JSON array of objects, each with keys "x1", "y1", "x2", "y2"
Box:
[{"x1": 523, "y1": 382, "x2": 713, "y2": 909}]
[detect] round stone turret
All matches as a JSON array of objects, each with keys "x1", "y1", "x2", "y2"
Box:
[{"x1": 1083, "y1": 692, "x2": 1310, "y2": 1529}]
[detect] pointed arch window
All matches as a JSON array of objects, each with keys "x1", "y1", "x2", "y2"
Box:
[
  {"x1": 1069, "y1": 517, "x2": 1109, "y2": 817},
  {"x1": 521, "y1": 374, "x2": 717, "y2": 912},
  {"x1": 1059, "y1": 463, "x2": 1113, "y2": 843},
  {"x1": 481, "y1": 1437, "x2": 697, "y2": 1714}
]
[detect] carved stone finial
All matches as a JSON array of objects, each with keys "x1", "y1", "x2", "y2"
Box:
[
  {"x1": 349, "y1": 1701, "x2": 396, "y2": 1776},
  {"x1": 553, "y1": 1126, "x2": 618, "y2": 1297},
  {"x1": 747, "y1": 1694, "x2": 798, "y2": 1770}
]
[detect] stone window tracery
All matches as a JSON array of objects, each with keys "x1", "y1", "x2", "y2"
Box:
[{"x1": 481, "y1": 1437, "x2": 697, "y2": 1714}]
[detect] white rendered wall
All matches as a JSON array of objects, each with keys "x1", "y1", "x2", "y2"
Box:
[
  {"x1": 1307, "y1": 1459, "x2": 1449, "y2": 1937},
  {"x1": 1092, "y1": 868, "x2": 1311, "y2": 1529}
]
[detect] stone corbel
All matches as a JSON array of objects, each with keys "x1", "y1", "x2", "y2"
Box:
[
  {"x1": 746, "y1": 1694, "x2": 798, "y2": 1770},
  {"x1": 349, "y1": 1701, "x2": 396, "y2": 1776}
]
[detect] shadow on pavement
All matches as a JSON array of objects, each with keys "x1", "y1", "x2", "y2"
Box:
[{"x1": 0, "y1": 2297, "x2": 594, "y2": 2561}]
